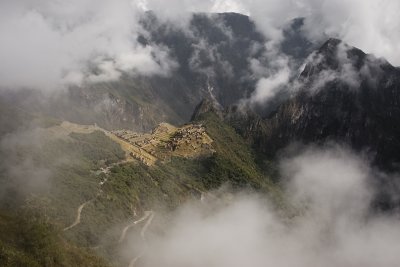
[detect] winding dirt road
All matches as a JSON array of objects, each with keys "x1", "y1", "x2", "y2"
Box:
[
  {"x1": 128, "y1": 211, "x2": 155, "y2": 267},
  {"x1": 63, "y1": 199, "x2": 93, "y2": 231},
  {"x1": 64, "y1": 157, "x2": 131, "y2": 232},
  {"x1": 118, "y1": 211, "x2": 153, "y2": 243}
]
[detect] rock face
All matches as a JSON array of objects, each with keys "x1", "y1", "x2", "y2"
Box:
[
  {"x1": 191, "y1": 96, "x2": 224, "y2": 121},
  {"x1": 66, "y1": 89, "x2": 153, "y2": 131},
  {"x1": 67, "y1": 12, "x2": 269, "y2": 132},
  {"x1": 233, "y1": 39, "x2": 400, "y2": 170},
  {"x1": 141, "y1": 12, "x2": 267, "y2": 108}
]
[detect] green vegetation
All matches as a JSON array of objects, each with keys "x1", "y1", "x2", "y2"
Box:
[
  {"x1": 69, "y1": 131, "x2": 126, "y2": 166},
  {"x1": 65, "y1": 157, "x2": 206, "y2": 245},
  {"x1": 0, "y1": 129, "x2": 126, "y2": 265},
  {"x1": 0, "y1": 211, "x2": 110, "y2": 267},
  {"x1": 193, "y1": 112, "x2": 280, "y2": 193},
  {"x1": 65, "y1": 112, "x2": 282, "y2": 250},
  {"x1": 0, "y1": 111, "x2": 282, "y2": 266}
]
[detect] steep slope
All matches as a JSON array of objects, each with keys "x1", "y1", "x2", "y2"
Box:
[
  {"x1": 0, "y1": 211, "x2": 110, "y2": 267},
  {"x1": 0, "y1": 109, "x2": 280, "y2": 266},
  {"x1": 40, "y1": 12, "x2": 268, "y2": 132},
  {"x1": 228, "y1": 39, "x2": 400, "y2": 172},
  {"x1": 141, "y1": 12, "x2": 267, "y2": 107},
  {"x1": 5, "y1": 13, "x2": 314, "y2": 133}
]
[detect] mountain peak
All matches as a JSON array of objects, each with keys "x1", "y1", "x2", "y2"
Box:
[
  {"x1": 319, "y1": 38, "x2": 342, "y2": 52},
  {"x1": 300, "y1": 38, "x2": 372, "y2": 82},
  {"x1": 191, "y1": 97, "x2": 224, "y2": 121}
]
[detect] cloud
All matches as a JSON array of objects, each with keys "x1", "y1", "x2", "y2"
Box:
[
  {"x1": 247, "y1": 64, "x2": 290, "y2": 104},
  {"x1": 180, "y1": 0, "x2": 400, "y2": 67},
  {"x1": 239, "y1": 43, "x2": 293, "y2": 105},
  {"x1": 188, "y1": 37, "x2": 234, "y2": 80},
  {"x1": 211, "y1": 0, "x2": 249, "y2": 14},
  {"x1": 136, "y1": 0, "x2": 248, "y2": 24},
  {"x1": 297, "y1": 40, "x2": 387, "y2": 96},
  {"x1": 0, "y1": 128, "x2": 53, "y2": 199},
  {"x1": 2, "y1": 0, "x2": 399, "y2": 97},
  {"x1": 0, "y1": 0, "x2": 177, "y2": 90},
  {"x1": 138, "y1": 0, "x2": 400, "y2": 105},
  {"x1": 126, "y1": 145, "x2": 400, "y2": 267},
  {"x1": 302, "y1": 0, "x2": 400, "y2": 66}
]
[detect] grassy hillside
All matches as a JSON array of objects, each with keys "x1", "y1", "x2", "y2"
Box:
[
  {"x1": 0, "y1": 112, "x2": 281, "y2": 266},
  {"x1": 0, "y1": 211, "x2": 110, "y2": 267},
  {"x1": 0, "y1": 128, "x2": 128, "y2": 266},
  {"x1": 194, "y1": 112, "x2": 279, "y2": 192}
]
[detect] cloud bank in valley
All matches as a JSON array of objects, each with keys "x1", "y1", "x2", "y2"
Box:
[{"x1": 128, "y1": 146, "x2": 400, "y2": 267}]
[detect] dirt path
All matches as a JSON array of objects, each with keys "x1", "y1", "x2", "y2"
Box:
[
  {"x1": 65, "y1": 157, "x2": 130, "y2": 232},
  {"x1": 63, "y1": 199, "x2": 93, "y2": 231},
  {"x1": 118, "y1": 211, "x2": 153, "y2": 243},
  {"x1": 58, "y1": 121, "x2": 150, "y2": 234},
  {"x1": 128, "y1": 211, "x2": 155, "y2": 267},
  {"x1": 140, "y1": 212, "x2": 154, "y2": 240}
]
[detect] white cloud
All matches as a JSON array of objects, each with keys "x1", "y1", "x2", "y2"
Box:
[
  {"x1": 0, "y1": 0, "x2": 176, "y2": 90},
  {"x1": 302, "y1": 0, "x2": 400, "y2": 65},
  {"x1": 242, "y1": 45, "x2": 292, "y2": 105},
  {"x1": 299, "y1": 42, "x2": 371, "y2": 94},
  {"x1": 2, "y1": 0, "x2": 399, "y2": 92},
  {"x1": 249, "y1": 66, "x2": 290, "y2": 104},
  {"x1": 137, "y1": 0, "x2": 400, "y2": 66},
  {"x1": 128, "y1": 146, "x2": 400, "y2": 267},
  {"x1": 211, "y1": 0, "x2": 249, "y2": 14}
]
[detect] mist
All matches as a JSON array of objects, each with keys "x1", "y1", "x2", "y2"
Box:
[
  {"x1": 1, "y1": 1, "x2": 400, "y2": 266},
  {"x1": 0, "y1": 127, "x2": 53, "y2": 204},
  {"x1": 140, "y1": 0, "x2": 400, "y2": 65},
  {"x1": 0, "y1": 0, "x2": 177, "y2": 90},
  {"x1": 137, "y1": 0, "x2": 400, "y2": 106},
  {"x1": 125, "y1": 146, "x2": 400, "y2": 267},
  {"x1": 2, "y1": 0, "x2": 399, "y2": 94}
]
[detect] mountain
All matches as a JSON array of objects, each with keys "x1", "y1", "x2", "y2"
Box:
[
  {"x1": 4, "y1": 10, "x2": 400, "y2": 266},
  {"x1": 196, "y1": 39, "x2": 400, "y2": 212},
  {"x1": 281, "y1": 17, "x2": 317, "y2": 61},
  {"x1": 0, "y1": 112, "x2": 281, "y2": 266},
  {"x1": 0, "y1": 15, "x2": 313, "y2": 265},
  {"x1": 55, "y1": 12, "x2": 269, "y2": 132},
  {"x1": 219, "y1": 39, "x2": 400, "y2": 211},
  {"x1": 0, "y1": 13, "x2": 314, "y2": 134},
  {"x1": 259, "y1": 39, "x2": 400, "y2": 170}
]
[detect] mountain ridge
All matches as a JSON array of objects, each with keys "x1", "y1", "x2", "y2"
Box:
[{"x1": 222, "y1": 38, "x2": 400, "y2": 173}]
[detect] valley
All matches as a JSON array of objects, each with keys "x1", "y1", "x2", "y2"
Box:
[{"x1": 1, "y1": 4, "x2": 400, "y2": 267}]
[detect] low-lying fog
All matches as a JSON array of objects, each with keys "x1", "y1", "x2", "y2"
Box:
[{"x1": 127, "y1": 146, "x2": 400, "y2": 267}]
